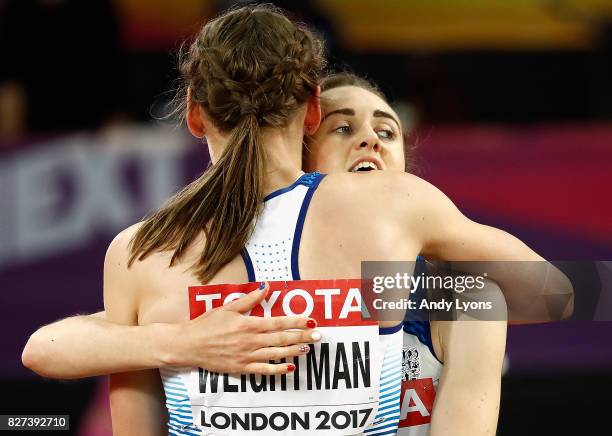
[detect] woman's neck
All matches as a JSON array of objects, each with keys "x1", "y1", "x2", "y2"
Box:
[
  {"x1": 259, "y1": 125, "x2": 304, "y2": 196},
  {"x1": 206, "y1": 107, "x2": 306, "y2": 196},
  {"x1": 206, "y1": 118, "x2": 306, "y2": 197}
]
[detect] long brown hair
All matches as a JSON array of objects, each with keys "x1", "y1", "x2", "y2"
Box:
[{"x1": 129, "y1": 5, "x2": 326, "y2": 282}]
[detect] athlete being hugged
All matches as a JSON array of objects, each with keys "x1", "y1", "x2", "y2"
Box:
[
  {"x1": 23, "y1": 5, "x2": 572, "y2": 436},
  {"x1": 309, "y1": 73, "x2": 510, "y2": 436}
]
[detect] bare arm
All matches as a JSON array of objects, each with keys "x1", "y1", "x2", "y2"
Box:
[
  {"x1": 430, "y1": 285, "x2": 507, "y2": 436},
  {"x1": 104, "y1": 226, "x2": 167, "y2": 435},
  {"x1": 22, "y1": 288, "x2": 319, "y2": 380},
  {"x1": 22, "y1": 311, "x2": 175, "y2": 379},
  {"x1": 23, "y1": 228, "x2": 321, "y2": 380},
  {"x1": 109, "y1": 368, "x2": 168, "y2": 436},
  {"x1": 402, "y1": 173, "x2": 573, "y2": 321}
]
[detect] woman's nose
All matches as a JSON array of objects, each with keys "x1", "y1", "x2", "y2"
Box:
[
  {"x1": 358, "y1": 132, "x2": 380, "y2": 152},
  {"x1": 359, "y1": 140, "x2": 380, "y2": 151}
]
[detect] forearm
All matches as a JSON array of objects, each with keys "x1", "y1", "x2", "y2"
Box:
[
  {"x1": 452, "y1": 251, "x2": 573, "y2": 321},
  {"x1": 412, "y1": 178, "x2": 574, "y2": 321},
  {"x1": 430, "y1": 382, "x2": 500, "y2": 436},
  {"x1": 22, "y1": 313, "x2": 178, "y2": 379},
  {"x1": 431, "y1": 319, "x2": 506, "y2": 436},
  {"x1": 432, "y1": 223, "x2": 573, "y2": 321}
]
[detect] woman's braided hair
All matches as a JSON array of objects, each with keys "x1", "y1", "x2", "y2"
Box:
[
  {"x1": 184, "y1": 10, "x2": 323, "y2": 129},
  {"x1": 129, "y1": 5, "x2": 326, "y2": 282}
]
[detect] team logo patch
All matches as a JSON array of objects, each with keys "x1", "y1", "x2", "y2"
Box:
[{"x1": 402, "y1": 346, "x2": 420, "y2": 381}]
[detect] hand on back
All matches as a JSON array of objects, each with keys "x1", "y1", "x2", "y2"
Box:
[{"x1": 171, "y1": 283, "x2": 321, "y2": 375}]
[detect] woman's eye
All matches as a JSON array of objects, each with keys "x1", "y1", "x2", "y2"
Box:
[
  {"x1": 334, "y1": 125, "x2": 351, "y2": 134},
  {"x1": 377, "y1": 129, "x2": 394, "y2": 140}
]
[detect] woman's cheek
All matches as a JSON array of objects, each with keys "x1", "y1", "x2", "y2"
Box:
[
  {"x1": 314, "y1": 156, "x2": 332, "y2": 173},
  {"x1": 308, "y1": 140, "x2": 327, "y2": 167},
  {"x1": 386, "y1": 146, "x2": 406, "y2": 171},
  {"x1": 391, "y1": 156, "x2": 406, "y2": 171}
]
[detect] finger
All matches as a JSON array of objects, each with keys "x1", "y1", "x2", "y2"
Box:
[
  {"x1": 247, "y1": 315, "x2": 317, "y2": 332},
  {"x1": 222, "y1": 282, "x2": 269, "y2": 314},
  {"x1": 257, "y1": 329, "x2": 322, "y2": 347},
  {"x1": 250, "y1": 344, "x2": 310, "y2": 362},
  {"x1": 242, "y1": 361, "x2": 297, "y2": 376}
]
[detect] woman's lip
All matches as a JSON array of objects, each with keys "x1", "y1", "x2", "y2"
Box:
[{"x1": 348, "y1": 157, "x2": 383, "y2": 172}]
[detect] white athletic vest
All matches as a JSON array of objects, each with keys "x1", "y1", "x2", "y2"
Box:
[{"x1": 160, "y1": 172, "x2": 403, "y2": 436}]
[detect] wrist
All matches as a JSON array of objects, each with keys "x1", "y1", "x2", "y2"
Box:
[{"x1": 149, "y1": 323, "x2": 184, "y2": 367}]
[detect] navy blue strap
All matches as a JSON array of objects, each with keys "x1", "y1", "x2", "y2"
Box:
[
  {"x1": 264, "y1": 172, "x2": 321, "y2": 202},
  {"x1": 379, "y1": 323, "x2": 403, "y2": 335},
  {"x1": 403, "y1": 320, "x2": 442, "y2": 364},
  {"x1": 240, "y1": 248, "x2": 256, "y2": 282},
  {"x1": 290, "y1": 172, "x2": 326, "y2": 280}
]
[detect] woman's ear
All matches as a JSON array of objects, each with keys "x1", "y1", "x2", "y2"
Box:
[
  {"x1": 304, "y1": 86, "x2": 321, "y2": 135},
  {"x1": 186, "y1": 88, "x2": 206, "y2": 138}
]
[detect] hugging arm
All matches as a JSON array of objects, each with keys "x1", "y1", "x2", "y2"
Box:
[
  {"x1": 23, "y1": 282, "x2": 317, "y2": 379},
  {"x1": 405, "y1": 174, "x2": 574, "y2": 322},
  {"x1": 22, "y1": 311, "x2": 175, "y2": 379}
]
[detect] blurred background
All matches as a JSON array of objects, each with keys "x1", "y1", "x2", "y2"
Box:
[{"x1": 1, "y1": 0, "x2": 611, "y2": 434}]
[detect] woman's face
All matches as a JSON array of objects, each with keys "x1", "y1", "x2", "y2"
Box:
[{"x1": 305, "y1": 86, "x2": 405, "y2": 173}]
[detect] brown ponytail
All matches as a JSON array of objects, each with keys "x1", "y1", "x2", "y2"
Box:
[{"x1": 128, "y1": 5, "x2": 325, "y2": 283}]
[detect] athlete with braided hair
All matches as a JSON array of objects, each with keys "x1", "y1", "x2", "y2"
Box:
[{"x1": 23, "y1": 5, "x2": 571, "y2": 436}]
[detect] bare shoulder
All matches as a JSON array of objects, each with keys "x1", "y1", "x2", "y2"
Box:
[
  {"x1": 105, "y1": 221, "x2": 207, "y2": 287},
  {"x1": 104, "y1": 223, "x2": 146, "y2": 324},
  {"x1": 105, "y1": 222, "x2": 143, "y2": 268},
  {"x1": 318, "y1": 171, "x2": 448, "y2": 225},
  {"x1": 318, "y1": 171, "x2": 432, "y2": 204},
  {"x1": 103, "y1": 221, "x2": 160, "y2": 297}
]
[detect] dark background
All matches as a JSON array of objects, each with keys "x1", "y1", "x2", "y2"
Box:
[{"x1": 1, "y1": 1, "x2": 611, "y2": 434}]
